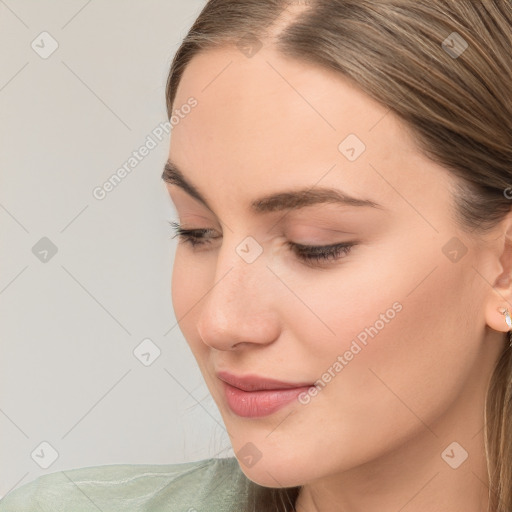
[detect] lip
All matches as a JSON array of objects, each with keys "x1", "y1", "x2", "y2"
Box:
[
  {"x1": 216, "y1": 371, "x2": 313, "y2": 392},
  {"x1": 217, "y1": 371, "x2": 315, "y2": 418}
]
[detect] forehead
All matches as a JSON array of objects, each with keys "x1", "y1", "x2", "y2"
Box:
[{"x1": 168, "y1": 45, "x2": 454, "y2": 219}]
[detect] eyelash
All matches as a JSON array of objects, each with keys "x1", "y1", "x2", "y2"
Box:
[{"x1": 168, "y1": 221, "x2": 355, "y2": 266}]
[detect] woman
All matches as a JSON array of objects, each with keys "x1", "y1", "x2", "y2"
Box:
[{"x1": 2, "y1": 0, "x2": 511, "y2": 511}]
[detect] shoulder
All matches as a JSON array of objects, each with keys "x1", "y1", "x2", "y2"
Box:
[{"x1": 0, "y1": 457, "x2": 250, "y2": 512}]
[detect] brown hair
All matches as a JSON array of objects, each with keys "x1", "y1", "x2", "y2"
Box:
[{"x1": 164, "y1": 1, "x2": 512, "y2": 510}]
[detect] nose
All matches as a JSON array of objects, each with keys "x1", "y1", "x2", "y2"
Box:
[{"x1": 196, "y1": 238, "x2": 280, "y2": 351}]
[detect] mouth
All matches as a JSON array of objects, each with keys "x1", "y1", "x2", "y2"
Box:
[{"x1": 216, "y1": 371, "x2": 315, "y2": 417}]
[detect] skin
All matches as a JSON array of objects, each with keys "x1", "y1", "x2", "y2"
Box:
[{"x1": 164, "y1": 44, "x2": 512, "y2": 512}]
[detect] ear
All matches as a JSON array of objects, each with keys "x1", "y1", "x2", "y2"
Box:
[{"x1": 484, "y1": 209, "x2": 512, "y2": 334}]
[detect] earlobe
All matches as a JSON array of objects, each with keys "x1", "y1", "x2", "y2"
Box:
[
  {"x1": 485, "y1": 254, "x2": 512, "y2": 332},
  {"x1": 498, "y1": 307, "x2": 512, "y2": 329},
  {"x1": 485, "y1": 303, "x2": 512, "y2": 336}
]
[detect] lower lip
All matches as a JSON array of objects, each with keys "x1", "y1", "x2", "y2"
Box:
[{"x1": 222, "y1": 381, "x2": 313, "y2": 417}]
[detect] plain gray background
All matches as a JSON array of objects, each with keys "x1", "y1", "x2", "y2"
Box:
[{"x1": 0, "y1": 0, "x2": 234, "y2": 499}]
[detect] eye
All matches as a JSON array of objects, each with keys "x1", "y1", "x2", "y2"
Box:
[
  {"x1": 169, "y1": 221, "x2": 220, "y2": 248},
  {"x1": 289, "y1": 241, "x2": 354, "y2": 266},
  {"x1": 168, "y1": 221, "x2": 356, "y2": 266}
]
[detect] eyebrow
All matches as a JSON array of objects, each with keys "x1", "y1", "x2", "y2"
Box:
[{"x1": 161, "y1": 159, "x2": 384, "y2": 213}]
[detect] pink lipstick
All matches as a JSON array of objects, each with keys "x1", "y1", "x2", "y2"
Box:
[{"x1": 217, "y1": 371, "x2": 314, "y2": 418}]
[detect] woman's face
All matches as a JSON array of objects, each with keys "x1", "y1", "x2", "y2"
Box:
[{"x1": 165, "y1": 45, "x2": 506, "y2": 488}]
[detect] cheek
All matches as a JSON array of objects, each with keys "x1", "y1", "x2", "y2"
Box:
[{"x1": 291, "y1": 245, "x2": 477, "y2": 460}]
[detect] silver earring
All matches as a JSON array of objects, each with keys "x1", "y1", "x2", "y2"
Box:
[
  {"x1": 499, "y1": 307, "x2": 512, "y2": 328},
  {"x1": 499, "y1": 307, "x2": 512, "y2": 347}
]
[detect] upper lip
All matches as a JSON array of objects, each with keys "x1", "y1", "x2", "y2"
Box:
[{"x1": 216, "y1": 371, "x2": 313, "y2": 392}]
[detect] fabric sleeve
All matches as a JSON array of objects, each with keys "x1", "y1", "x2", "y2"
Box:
[{"x1": 0, "y1": 458, "x2": 250, "y2": 512}]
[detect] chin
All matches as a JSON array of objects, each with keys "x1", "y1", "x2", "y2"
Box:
[
  {"x1": 238, "y1": 463, "x2": 302, "y2": 489},
  {"x1": 233, "y1": 445, "x2": 313, "y2": 489}
]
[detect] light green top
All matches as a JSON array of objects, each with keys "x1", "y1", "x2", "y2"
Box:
[{"x1": 0, "y1": 457, "x2": 252, "y2": 511}]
